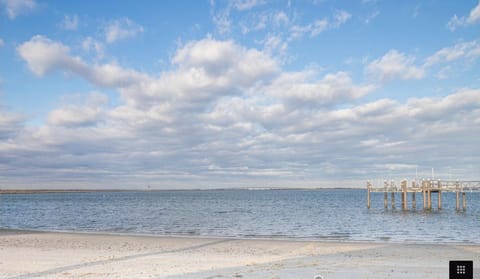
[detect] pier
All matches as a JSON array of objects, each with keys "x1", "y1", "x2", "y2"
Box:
[{"x1": 366, "y1": 180, "x2": 480, "y2": 211}]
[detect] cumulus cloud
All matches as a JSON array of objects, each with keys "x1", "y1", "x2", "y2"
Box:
[
  {"x1": 447, "y1": 1, "x2": 480, "y2": 31},
  {"x1": 104, "y1": 18, "x2": 144, "y2": 43},
  {"x1": 47, "y1": 93, "x2": 107, "y2": 127},
  {"x1": 2, "y1": 0, "x2": 36, "y2": 19},
  {"x1": 367, "y1": 40, "x2": 480, "y2": 82},
  {"x1": 406, "y1": 89, "x2": 480, "y2": 120},
  {"x1": 120, "y1": 38, "x2": 279, "y2": 108},
  {"x1": 424, "y1": 40, "x2": 480, "y2": 67},
  {"x1": 47, "y1": 106, "x2": 101, "y2": 127},
  {"x1": 17, "y1": 35, "x2": 77, "y2": 76},
  {"x1": 366, "y1": 50, "x2": 425, "y2": 81},
  {"x1": 172, "y1": 38, "x2": 278, "y2": 82},
  {"x1": 7, "y1": 35, "x2": 480, "y2": 188},
  {"x1": 17, "y1": 35, "x2": 147, "y2": 87},
  {"x1": 60, "y1": 14, "x2": 79, "y2": 31},
  {"x1": 0, "y1": 110, "x2": 23, "y2": 140},
  {"x1": 263, "y1": 71, "x2": 375, "y2": 107}
]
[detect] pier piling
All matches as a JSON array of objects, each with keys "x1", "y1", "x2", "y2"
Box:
[
  {"x1": 384, "y1": 191, "x2": 388, "y2": 209},
  {"x1": 427, "y1": 181, "x2": 432, "y2": 210},
  {"x1": 391, "y1": 191, "x2": 395, "y2": 209},
  {"x1": 438, "y1": 190, "x2": 442, "y2": 210},
  {"x1": 367, "y1": 183, "x2": 371, "y2": 209},
  {"x1": 401, "y1": 180, "x2": 407, "y2": 210},
  {"x1": 422, "y1": 181, "x2": 427, "y2": 209},
  {"x1": 456, "y1": 183, "x2": 460, "y2": 211},
  {"x1": 412, "y1": 192, "x2": 416, "y2": 209},
  {"x1": 462, "y1": 192, "x2": 466, "y2": 211}
]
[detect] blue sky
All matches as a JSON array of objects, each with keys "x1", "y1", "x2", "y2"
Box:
[{"x1": 1, "y1": 0, "x2": 480, "y2": 188}]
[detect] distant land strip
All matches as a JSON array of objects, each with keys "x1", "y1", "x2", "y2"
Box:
[
  {"x1": 0, "y1": 187, "x2": 361, "y2": 194},
  {"x1": 0, "y1": 189, "x2": 130, "y2": 194}
]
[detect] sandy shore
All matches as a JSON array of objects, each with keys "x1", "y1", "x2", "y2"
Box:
[{"x1": 0, "y1": 230, "x2": 478, "y2": 279}]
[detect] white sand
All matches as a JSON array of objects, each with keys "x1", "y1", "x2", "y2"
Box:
[{"x1": 0, "y1": 230, "x2": 479, "y2": 278}]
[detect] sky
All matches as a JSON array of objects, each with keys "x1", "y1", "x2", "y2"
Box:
[{"x1": 0, "y1": 0, "x2": 480, "y2": 189}]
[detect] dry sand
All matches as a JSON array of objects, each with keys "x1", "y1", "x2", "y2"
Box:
[{"x1": 0, "y1": 230, "x2": 479, "y2": 279}]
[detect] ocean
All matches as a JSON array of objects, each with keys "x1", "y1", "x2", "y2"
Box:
[{"x1": 1, "y1": 189, "x2": 479, "y2": 243}]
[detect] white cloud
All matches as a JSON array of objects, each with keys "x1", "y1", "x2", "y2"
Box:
[
  {"x1": 424, "y1": 40, "x2": 480, "y2": 67},
  {"x1": 239, "y1": 12, "x2": 269, "y2": 34},
  {"x1": 47, "y1": 93, "x2": 107, "y2": 127},
  {"x1": 2, "y1": 0, "x2": 36, "y2": 19},
  {"x1": 0, "y1": 109, "x2": 23, "y2": 140},
  {"x1": 447, "y1": 1, "x2": 480, "y2": 31},
  {"x1": 17, "y1": 35, "x2": 147, "y2": 87},
  {"x1": 82, "y1": 37, "x2": 105, "y2": 59},
  {"x1": 289, "y1": 10, "x2": 351, "y2": 40},
  {"x1": 212, "y1": 8, "x2": 232, "y2": 34},
  {"x1": 262, "y1": 34, "x2": 288, "y2": 56},
  {"x1": 406, "y1": 89, "x2": 480, "y2": 120},
  {"x1": 172, "y1": 38, "x2": 278, "y2": 86},
  {"x1": 210, "y1": 2, "x2": 348, "y2": 40},
  {"x1": 365, "y1": 40, "x2": 480, "y2": 82},
  {"x1": 0, "y1": 38, "x2": 4, "y2": 47},
  {"x1": 233, "y1": 0, "x2": 265, "y2": 11},
  {"x1": 104, "y1": 18, "x2": 144, "y2": 43},
  {"x1": 366, "y1": 50, "x2": 425, "y2": 81},
  {"x1": 17, "y1": 35, "x2": 77, "y2": 76},
  {"x1": 8, "y1": 35, "x2": 480, "y2": 188},
  {"x1": 447, "y1": 15, "x2": 464, "y2": 31},
  {"x1": 60, "y1": 14, "x2": 79, "y2": 31},
  {"x1": 309, "y1": 19, "x2": 329, "y2": 36},
  {"x1": 121, "y1": 38, "x2": 279, "y2": 108},
  {"x1": 209, "y1": 0, "x2": 233, "y2": 35},
  {"x1": 332, "y1": 10, "x2": 351, "y2": 27},
  {"x1": 264, "y1": 71, "x2": 375, "y2": 107},
  {"x1": 273, "y1": 11, "x2": 289, "y2": 26},
  {"x1": 471, "y1": 1, "x2": 480, "y2": 22},
  {"x1": 48, "y1": 105, "x2": 104, "y2": 128},
  {"x1": 435, "y1": 66, "x2": 451, "y2": 80}
]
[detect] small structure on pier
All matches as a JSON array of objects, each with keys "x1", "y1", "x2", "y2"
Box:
[{"x1": 366, "y1": 180, "x2": 480, "y2": 211}]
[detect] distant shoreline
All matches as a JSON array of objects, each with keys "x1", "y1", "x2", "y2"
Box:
[
  {"x1": 0, "y1": 187, "x2": 363, "y2": 194},
  {"x1": 0, "y1": 189, "x2": 130, "y2": 194}
]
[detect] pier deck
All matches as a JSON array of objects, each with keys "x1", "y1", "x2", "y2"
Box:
[{"x1": 366, "y1": 180, "x2": 480, "y2": 211}]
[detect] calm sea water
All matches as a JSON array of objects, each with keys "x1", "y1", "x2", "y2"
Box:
[{"x1": 1, "y1": 189, "x2": 479, "y2": 243}]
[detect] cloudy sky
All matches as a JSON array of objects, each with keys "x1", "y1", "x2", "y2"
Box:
[{"x1": 1, "y1": 0, "x2": 480, "y2": 189}]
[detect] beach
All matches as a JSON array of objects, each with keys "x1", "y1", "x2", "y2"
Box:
[{"x1": 1, "y1": 230, "x2": 479, "y2": 279}]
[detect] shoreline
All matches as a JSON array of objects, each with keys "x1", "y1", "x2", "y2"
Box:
[
  {"x1": 1, "y1": 230, "x2": 479, "y2": 278},
  {"x1": 1, "y1": 227, "x2": 479, "y2": 246}
]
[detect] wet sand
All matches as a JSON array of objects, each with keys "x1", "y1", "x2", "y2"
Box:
[{"x1": 0, "y1": 230, "x2": 478, "y2": 278}]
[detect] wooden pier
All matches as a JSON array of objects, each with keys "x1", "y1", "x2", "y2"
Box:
[{"x1": 366, "y1": 180, "x2": 480, "y2": 211}]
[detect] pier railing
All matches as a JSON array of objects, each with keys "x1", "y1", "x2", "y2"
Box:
[{"x1": 366, "y1": 179, "x2": 480, "y2": 211}]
